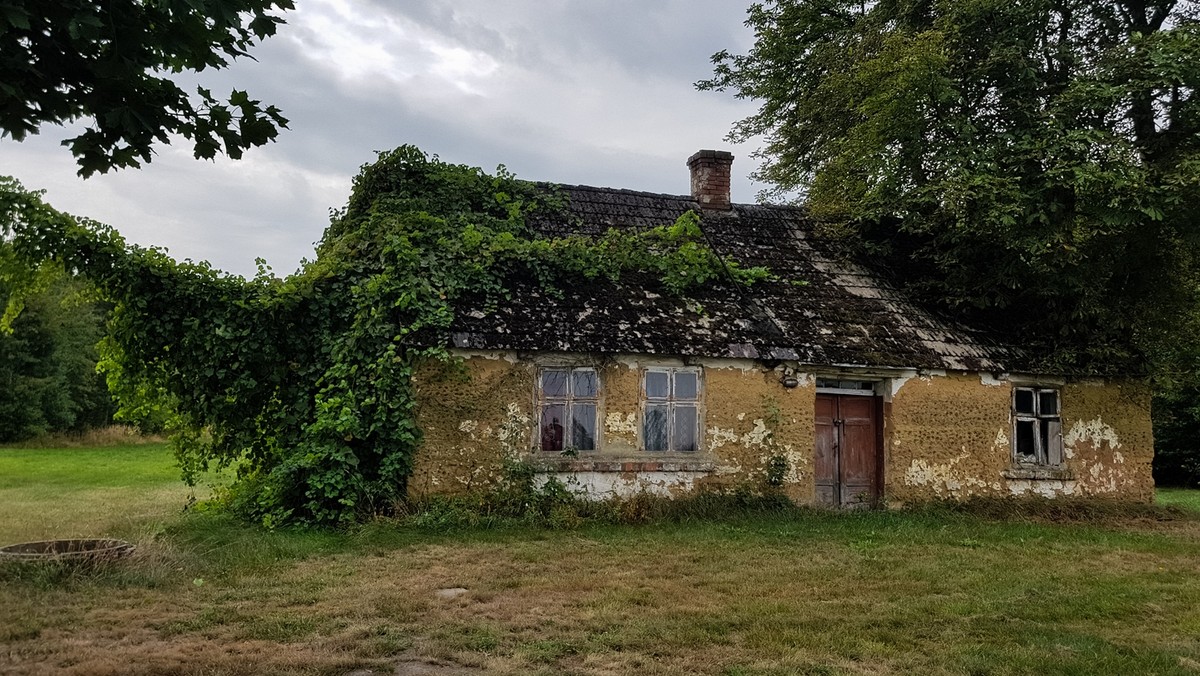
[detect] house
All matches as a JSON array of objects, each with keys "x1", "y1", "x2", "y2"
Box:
[{"x1": 408, "y1": 150, "x2": 1153, "y2": 506}]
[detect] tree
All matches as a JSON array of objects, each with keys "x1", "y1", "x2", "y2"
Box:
[
  {"x1": 0, "y1": 270, "x2": 113, "y2": 442},
  {"x1": 0, "y1": 0, "x2": 292, "y2": 177},
  {"x1": 699, "y1": 0, "x2": 1200, "y2": 373}
]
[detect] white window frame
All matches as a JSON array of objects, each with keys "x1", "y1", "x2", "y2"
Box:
[
  {"x1": 641, "y1": 367, "x2": 702, "y2": 453},
  {"x1": 537, "y1": 367, "x2": 600, "y2": 453},
  {"x1": 1012, "y1": 386, "x2": 1063, "y2": 467}
]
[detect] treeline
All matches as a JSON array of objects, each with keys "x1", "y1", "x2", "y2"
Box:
[{"x1": 0, "y1": 272, "x2": 113, "y2": 442}]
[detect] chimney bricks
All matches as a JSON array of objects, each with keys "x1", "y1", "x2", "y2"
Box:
[{"x1": 687, "y1": 149, "x2": 734, "y2": 210}]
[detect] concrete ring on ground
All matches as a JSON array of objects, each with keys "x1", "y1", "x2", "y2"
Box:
[{"x1": 0, "y1": 539, "x2": 135, "y2": 563}]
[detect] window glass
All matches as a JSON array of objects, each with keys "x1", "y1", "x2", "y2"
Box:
[
  {"x1": 539, "y1": 367, "x2": 598, "y2": 452},
  {"x1": 645, "y1": 404, "x2": 669, "y2": 451},
  {"x1": 572, "y1": 370, "x2": 598, "y2": 398},
  {"x1": 646, "y1": 371, "x2": 670, "y2": 399},
  {"x1": 674, "y1": 405, "x2": 698, "y2": 452},
  {"x1": 542, "y1": 370, "x2": 568, "y2": 398},
  {"x1": 571, "y1": 403, "x2": 596, "y2": 450},
  {"x1": 642, "y1": 368, "x2": 701, "y2": 452},
  {"x1": 540, "y1": 404, "x2": 566, "y2": 452},
  {"x1": 674, "y1": 371, "x2": 698, "y2": 400},
  {"x1": 1038, "y1": 390, "x2": 1058, "y2": 416},
  {"x1": 1014, "y1": 389, "x2": 1035, "y2": 415}
]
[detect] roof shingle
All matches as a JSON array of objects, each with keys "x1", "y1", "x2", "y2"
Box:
[{"x1": 449, "y1": 185, "x2": 1022, "y2": 372}]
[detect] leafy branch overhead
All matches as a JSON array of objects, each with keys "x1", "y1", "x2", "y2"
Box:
[
  {"x1": 0, "y1": 147, "x2": 770, "y2": 526},
  {"x1": 700, "y1": 0, "x2": 1200, "y2": 373},
  {"x1": 0, "y1": 0, "x2": 292, "y2": 176}
]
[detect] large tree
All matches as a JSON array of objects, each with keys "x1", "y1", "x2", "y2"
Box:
[
  {"x1": 0, "y1": 0, "x2": 292, "y2": 177},
  {"x1": 700, "y1": 0, "x2": 1200, "y2": 372}
]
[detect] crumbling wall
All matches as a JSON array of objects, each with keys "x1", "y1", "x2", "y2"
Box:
[
  {"x1": 409, "y1": 352, "x2": 815, "y2": 500},
  {"x1": 408, "y1": 354, "x2": 535, "y2": 498},
  {"x1": 1054, "y1": 379, "x2": 1153, "y2": 501},
  {"x1": 888, "y1": 372, "x2": 1154, "y2": 504},
  {"x1": 410, "y1": 353, "x2": 1153, "y2": 504},
  {"x1": 887, "y1": 372, "x2": 1012, "y2": 504},
  {"x1": 695, "y1": 365, "x2": 815, "y2": 503}
]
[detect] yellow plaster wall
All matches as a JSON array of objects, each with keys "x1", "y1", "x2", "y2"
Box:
[
  {"x1": 408, "y1": 355, "x2": 535, "y2": 498},
  {"x1": 886, "y1": 372, "x2": 1013, "y2": 503},
  {"x1": 697, "y1": 367, "x2": 816, "y2": 503},
  {"x1": 409, "y1": 353, "x2": 816, "y2": 500},
  {"x1": 410, "y1": 354, "x2": 1153, "y2": 504},
  {"x1": 1057, "y1": 380, "x2": 1154, "y2": 501},
  {"x1": 887, "y1": 372, "x2": 1154, "y2": 504}
]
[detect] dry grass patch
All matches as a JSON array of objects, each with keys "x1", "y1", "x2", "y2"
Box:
[
  {"x1": 10, "y1": 514, "x2": 1193, "y2": 675},
  {"x1": 4, "y1": 445, "x2": 1200, "y2": 675}
]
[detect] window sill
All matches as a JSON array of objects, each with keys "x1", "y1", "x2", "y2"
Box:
[
  {"x1": 528, "y1": 456, "x2": 717, "y2": 474},
  {"x1": 1003, "y1": 467, "x2": 1075, "y2": 481}
]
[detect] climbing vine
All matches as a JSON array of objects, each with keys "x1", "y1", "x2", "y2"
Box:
[{"x1": 0, "y1": 146, "x2": 770, "y2": 526}]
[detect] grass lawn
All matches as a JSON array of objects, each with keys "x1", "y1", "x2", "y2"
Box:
[
  {"x1": 0, "y1": 443, "x2": 204, "y2": 544},
  {"x1": 3, "y1": 446, "x2": 1200, "y2": 675},
  {"x1": 1158, "y1": 487, "x2": 1200, "y2": 513}
]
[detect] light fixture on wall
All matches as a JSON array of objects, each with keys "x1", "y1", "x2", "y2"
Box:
[{"x1": 780, "y1": 366, "x2": 799, "y2": 389}]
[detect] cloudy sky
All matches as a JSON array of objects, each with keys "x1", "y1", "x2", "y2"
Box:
[{"x1": 2, "y1": 1, "x2": 763, "y2": 277}]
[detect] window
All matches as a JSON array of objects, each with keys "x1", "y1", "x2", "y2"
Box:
[
  {"x1": 643, "y1": 368, "x2": 700, "y2": 452},
  {"x1": 1013, "y1": 387, "x2": 1062, "y2": 466},
  {"x1": 538, "y1": 368, "x2": 598, "y2": 452}
]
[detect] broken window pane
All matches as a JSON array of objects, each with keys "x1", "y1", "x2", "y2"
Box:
[
  {"x1": 1015, "y1": 419, "x2": 1037, "y2": 462},
  {"x1": 572, "y1": 370, "x2": 597, "y2": 398},
  {"x1": 571, "y1": 403, "x2": 596, "y2": 450},
  {"x1": 1014, "y1": 389, "x2": 1035, "y2": 415},
  {"x1": 674, "y1": 405, "x2": 698, "y2": 452},
  {"x1": 1038, "y1": 390, "x2": 1058, "y2": 417},
  {"x1": 645, "y1": 404, "x2": 668, "y2": 451},
  {"x1": 674, "y1": 371, "x2": 698, "y2": 400},
  {"x1": 541, "y1": 404, "x2": 566, "y2": 452},
  {"x1": 646, "y1": 371, "x2": 669, "y2": 399},
  {"x1": 542, "y1": 370, "x2": 568, "y2": 398}
]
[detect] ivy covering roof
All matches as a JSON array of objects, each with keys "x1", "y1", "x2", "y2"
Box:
[{"x1": 449, "y1": 184, "x2": 1022, "y2": 373}]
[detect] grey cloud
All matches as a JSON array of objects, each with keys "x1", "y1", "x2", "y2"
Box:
[{"x1": 2, "y1": 2, "x2": 765, "y2": 277}]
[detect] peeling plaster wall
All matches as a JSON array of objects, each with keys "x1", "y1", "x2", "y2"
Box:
[
  {"x1": 409, "y1": 351, "x2": 816, "y2": 501},
  {"x1": 887, "y1": 372, "x2": 1012, "y2": 503},
  {"x1": 696, "y1": 365, "x2": 815, "y2": 503},
  {"x1": 409, "y1": 356, "x2": 536, "y2": 498},
  {"x1": 1056, "y1": 380, "x2": 1154, "y2": 501},
  {"x1": 887, "y1": 373, "x2": 1153, "y2": 504},
  {"x1": 411, "y1": 352, "x2": 1152, "y2": 505}
]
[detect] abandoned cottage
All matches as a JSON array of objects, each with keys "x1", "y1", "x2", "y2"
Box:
[{"x1": 409, "y1": 150, "x2": 1153, "y2": 507}]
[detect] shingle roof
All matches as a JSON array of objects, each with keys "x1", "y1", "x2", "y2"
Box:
[{"x1": 448, "y1": 184, "x2": 1023, "y2": 372}]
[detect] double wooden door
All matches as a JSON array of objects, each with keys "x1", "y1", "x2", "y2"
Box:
[{"x1": 815, "y1": 394, "x2": 881, "y2": 508}]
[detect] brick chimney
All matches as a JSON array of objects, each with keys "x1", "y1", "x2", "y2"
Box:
[{"x1": 687, "y1": 149, "x2": 734, "y2": 210}]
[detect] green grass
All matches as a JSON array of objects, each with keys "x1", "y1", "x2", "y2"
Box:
[
  {"x1": 3, "y1": 447, "x2": 1200, "y2": 675},
  {"x1": 0, "y1": 443, "x2": 206, "y2": 544},
  {"x1": 1158, "y1": 487, "x2": 1200, "y2": 512}
]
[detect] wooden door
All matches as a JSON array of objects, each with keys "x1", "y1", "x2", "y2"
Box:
[{"x1": 814, "y1": 394, "x2": 881, "y2": 508}]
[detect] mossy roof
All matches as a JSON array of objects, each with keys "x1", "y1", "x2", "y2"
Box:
[{"x1": 448, "y1": 184, "x2": 1023, "y2": 373}]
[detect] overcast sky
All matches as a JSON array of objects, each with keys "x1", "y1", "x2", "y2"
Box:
[{"x1": 1, "y1": 1, "x2": 762, "y2": 277}]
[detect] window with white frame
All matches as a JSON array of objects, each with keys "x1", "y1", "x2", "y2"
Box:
[
  {"x1": 643, "y1": 368, "x2": 700, "y2": 452},
  {"x1": 1013, "y1": 387, "x2": 1062, "y2": 466},
  {"x1": 538, "y1": 368, "x2": 598, "y2": 452}
]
